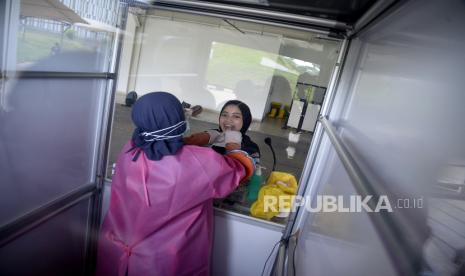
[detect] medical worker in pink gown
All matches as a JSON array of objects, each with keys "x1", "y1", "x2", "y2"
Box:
[{"x1": 96, "y1": 92, "x2": 254, "y2": 276}]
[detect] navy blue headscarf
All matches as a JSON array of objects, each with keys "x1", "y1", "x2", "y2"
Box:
[{"x1": 129, "y1": 92, "x2": 186, "y2": 161}]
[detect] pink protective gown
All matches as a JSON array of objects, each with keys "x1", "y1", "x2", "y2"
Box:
[{"x1": 96, "y1": 141, "x2": 246, "y2": 276}]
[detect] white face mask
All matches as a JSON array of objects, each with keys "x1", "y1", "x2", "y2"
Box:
[{"x1": 140, "y1": 121, "x2": 187, "y2": 142}]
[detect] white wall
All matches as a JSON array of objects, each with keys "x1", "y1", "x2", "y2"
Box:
[
  {"x1": 134, "y1": 17, "x2": 282, "y2": 120},
  {"x1": 212, "y1": 210, "x2": 283, "y2": 276}
]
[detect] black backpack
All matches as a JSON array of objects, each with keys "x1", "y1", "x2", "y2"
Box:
[{"x1": 125, "y1": 91, "x2": 138, "y2": 107}]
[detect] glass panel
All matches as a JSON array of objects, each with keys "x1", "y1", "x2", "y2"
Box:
[
  {"x1": 0, "y1": 198, "x2": 91, "y2": 276},
  {"x1": 294, "y1": 139, "x2": 398, "y2": 275},
  {"x1": 425, "y1": 162, "x2": 465, "y2": 275},
  {"x1": 15, "y1": 0, "x2": 120, "y2": 72},
  {"x1": 106, "y1": 9, "x2": 341, "y2": 225},
  {"x1": 328, "y1": 1, "x2": 465, "y2": 274},
  {"x1": 134, "y1": 17, "x2": 282, "y2": 120},
  {"x1": 0, "y1": 78, "x2": 106, "y2": 225}
]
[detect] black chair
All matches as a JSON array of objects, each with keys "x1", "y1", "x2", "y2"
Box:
[{"x1": 124, "y1": 91, "x2": 138, "y2": 107}]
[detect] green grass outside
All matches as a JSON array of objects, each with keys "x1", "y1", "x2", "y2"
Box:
[
  {"x1": 17, "y1": 27, "x2": 97, "y2": 64},
  {"x1": 205, "y1": 42, "x2": 318, "y2": 92}
]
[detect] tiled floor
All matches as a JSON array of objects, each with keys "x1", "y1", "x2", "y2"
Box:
[
  {"x1": 425, "y1": 198, "x2": 465, "y2": 275},
  {"x1": 107, "y1": 105, "x2": 313, "y2": 182}
]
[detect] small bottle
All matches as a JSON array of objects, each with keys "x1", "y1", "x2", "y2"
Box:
[{"x1": 247, "y1": 165, "x2": 263, "y2": 203}]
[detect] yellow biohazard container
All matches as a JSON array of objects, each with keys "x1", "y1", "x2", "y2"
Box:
[{"x1": 250, "y1": 171, "x2": 298, "y2": 220}]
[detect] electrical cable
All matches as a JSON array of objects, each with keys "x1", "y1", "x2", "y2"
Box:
[{"x1": 261, "y1": 239, "x2": 282, "y2": 276}]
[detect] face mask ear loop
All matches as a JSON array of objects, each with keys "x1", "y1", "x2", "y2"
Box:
[{"x1": 141, "y1": 121, "x2": 187, "y2": 142}]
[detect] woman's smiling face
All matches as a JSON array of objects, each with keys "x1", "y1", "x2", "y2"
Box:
[{"x1": 219, "y1": 104, "x2": 243, "y2": 132}]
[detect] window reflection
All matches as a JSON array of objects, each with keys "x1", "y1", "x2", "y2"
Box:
[{"x1": 17, "y1": 0, "x2": 119, "y2": 72}]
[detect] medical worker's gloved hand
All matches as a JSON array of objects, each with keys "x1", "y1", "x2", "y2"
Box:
[
  {"x1": 206, "y1": 130, "x2": 224, "y2": 145},
  {"x1": 184, "y1": 130, "x2": 225, "y2": 146},
  {"x1": 224, "y1": 130, "x2": 242, "y2": 151}
]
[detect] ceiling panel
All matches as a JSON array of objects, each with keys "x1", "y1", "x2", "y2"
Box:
[{"x1": 200, "y1": 0, "x2": 377, "y2": 23}]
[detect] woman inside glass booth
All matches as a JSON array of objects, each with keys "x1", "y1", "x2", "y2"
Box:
[
  {"x1": 184, "y1": 100, "x2": 260, "y2": 160},
  {"x1": 184, "y1": 100, "x2": 261, "y2": 205}
]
